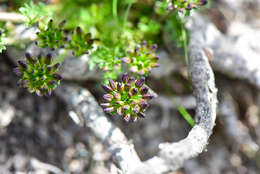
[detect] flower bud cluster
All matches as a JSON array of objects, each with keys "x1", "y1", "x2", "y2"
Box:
[
  {"x1": 36, "y1": 19, "x2": 96, "y2": 56},
  {"x1": 121, "y1": 41, "x2": 159, "y2": 76},
  {"x1": 67, "y1": 26, "x2": 96, "y2": 56},
  {"x1": 101, "y1": 73, "x2": 154, "y2": 122},
  {"x1": 13, "y1": 53, "x2": 62, "y2": 96},
  {"x1": 167, "y1": 0, "x2": 208, "y2": 12},
  {"x1": 36, "y1": 19, "x2": 67, "y2": 50}
]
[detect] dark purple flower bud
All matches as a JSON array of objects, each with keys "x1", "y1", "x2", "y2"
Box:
[
  {"x1": 124, "y1": 84, "x2": 131, "y2": 91},
  {"x1": 18, "y1": 60, "x2": 28, "y2": 69},
  {"x1": 131, "y1": 88, "x2": 138, "y2": 95},
  {"x1": 153, "y1": 55, "x2": 159, "y2": 60},
  {"x1": 139, "y1": 100, "x2": 149, "y2": 109},
  {"x1": 116, "y1": 101, "x2": 124, "y2": 105},
  {"x1": 35, "y1": 41, "x2": 38, "y2": 45},
  {"x1": 131, "y1": 117, "x2": 138, "y2": 122},
  {"x1": 60, "y1": 45, "x2": 65, "y2": 49},
  {"x1": 124, "y1": 114, "x2": 131, "y2": 122},
  {"x1": 141, "y1": 40, "x2": 147, "y2": 47},
  {"x1": 127, "y1": 77, "x2": 135, "y2": 85},
  {"x1": 45, "y1": 53, "x2": 52, "y2": 65},
  {"x1": 133, "y1": 106, "x2": 140, "y2": 113},
  {"x1": 76, "y1": 26, "x2": 82, "y2": 35},
  {"x1": 59, "y1": 20, "x2": 66, "y2": 28},
  {"x1": 37, "y1": 53, "x2": 42, "y2": 61},
  {"x1": 0, "y1": 30, "x2": 2, "y2": 36},
  {"x1": 152, "y1": 63, "x2": 160, "y2": 67},
  {"x1": 25, "y1": 52, "x2": 35, "y2": 63},
  {"x1": 45, "y1": 90, "x2": 52, "y2": 97},
  {"x1": 117, "y1": 82, "x2": 122, "y2": 91},
  {"x1": 35, "y1": 89, "x2": 42, "y2": 96},
  {"x1": 101, "y1": 84, "x2": 113, "y2": 93},
  {"x1": 48, "y1": 80, "x2": 56, "y2": 85},
  {"x1": 138, "y1": 70, "x2": 145, "y2": 76},
  {"x1": 135, "y1": 46, "x2": 140, "y2": 53},
  {"x1": 151, "y1": 44, "x2": 158, "y2": 50},
  {"x1": 41, "y1": 76, "x2": 45, "y2": 81},
  {"x1": 113, "y1": 93, "x2": 121, "y2": 100},
  {"x1": 128, "y1": 92, "x2": 132, "y2": 98},
  {"x1": 186, "y1": 3, "x2": 192, "y2": 10},
  {"x1": 117, "y1": 107, "x2": 122, "y2": 115},
  {"x1": 100, "y1": 103, "x2": 111, "y2": 107},
  {"x1": 103, "y1": 94, "x2": 113, "y2": 101},
  {"x1": 123, "y1": 105, "x2": 130, "y2": 111},
  {"x1": 53, "y1": 63, "x2": 60, "y2": 69},
  {"x1": 109, "y1": 79, "x2": 116, "y2": 90},
  {"x1": 200, "y1": 0, "x2": 208, "y2": 5},
  {"x1": 13, "y1": 68, "x2": 23, "y2": 76},
  {"x1": 135, "y1": 78, "x2": 145, "y2": 88},
  {"x1": 138, "y1": 112, "x2": 146, "y2": 118},
  {"x1": 53, "y1": 73, "x2": 62, "y2": 80},
  {"x1": 104, "y1": 107, "x2": 114, "y2": 113},
  {"x1": 140, "y1": 86, "x2": 149, "y2": 95},
  {"x1": 122, "y1": 73, "x2": 129, "y2": 83},
  {"x1": 47, "y1": 66, "x2": 52, "y2": 72},
  {"x1": 121, "y1": 57, "x2": 130, "y2": 63},
  {"x1": 21, "y1": 80, "x2": 28, "y2": 87},
  {"x1": 142, "y1": 94, "x2": 154, "y2": 100},
  {"x1": 167, "y1": 2, "x2": 173, "y2": 10},
  {"x1": 130, "y1": 100, "x2": 137, "y2": 106}
]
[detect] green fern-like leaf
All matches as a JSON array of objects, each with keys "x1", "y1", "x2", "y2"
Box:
[{"x1": 19, "y1": 1, "x2": 53, "y2": 26}]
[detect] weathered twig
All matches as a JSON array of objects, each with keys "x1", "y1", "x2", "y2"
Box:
[
  {"x1": 218, "y1": 93, "x2": 259, "y2": 155},
  {"x1": 128, "y1": 20, "x2": 218, "y2": 174},
  {"x1": 0, "y1": 12, "x2": 26, "y2": 23},
  {"x1": 188, "y1": 14, "x2": 260, "y2": 89}
]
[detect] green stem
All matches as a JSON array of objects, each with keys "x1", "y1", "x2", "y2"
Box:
[
  {"x1": 123, "y1": 0, "x2": 133, "y2": 27},
  {"x1": 182, "y1": 23, "x2": 188, "y2": 65},
  {"x1": 178, "y1": 106, "x2": 194, "y2": 126},
  {"x1": 113, "y1": 0, "x2": 118, "y2": 18},
  {"x1": 52, "y1": 50, "x2": 68, "y2": 65}
]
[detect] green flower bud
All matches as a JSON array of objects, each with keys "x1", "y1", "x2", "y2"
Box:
[
  {"x1": 122, "y1": 41, "x2": 160, "y2": 76},
  {"x1": 14, "y1": 53, "x2": 62, "y2": 96},
  {"x1": 101, "y1": 73, "x2": 154, "y2": 122}
]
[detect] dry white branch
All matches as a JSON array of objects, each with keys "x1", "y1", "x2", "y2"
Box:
[
  {"x1": 188, "y1": 14, "x2": 260, "y2": 89},
  {"x1": 0, "y1": 12, "x2": 26, "y2": 22},
  {"x1": 129, "y1": 21, "x2": 218, "y2": 174},
  {"x1": 218, "y1": 93, "x2": 259, "y2": 154}
]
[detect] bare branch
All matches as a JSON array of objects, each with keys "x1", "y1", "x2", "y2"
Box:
[
  {"x1": 188, "y1": 14, "x2": 260, "y2": 89},
  {"x1": 129, "y1": 20, "x2": 218, "y2": 174},
  {"x1": 0, "y1": 12, "x2": 26, "y2": 23}
]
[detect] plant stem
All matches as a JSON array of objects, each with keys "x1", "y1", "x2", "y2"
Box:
[
  {"x1": 182, "y1": 22, "x2": 189, "y2": 65},
  {"x1": 123, "y1": 0, "x2": 133, "y2": 27},
  {"x1": 113, "y1": 0, "x2": 118, "y2": 18},
  {"x1": 178, "y1": 106, "x2": 194, "y2": 126}
]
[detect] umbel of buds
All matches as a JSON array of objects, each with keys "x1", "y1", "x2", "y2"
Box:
[
  {"x1": 67, "y1": 26, "x2": 96, "y2": 57},
  {"x1": 101, "y1": 73, "x2": 155, "y2": 123},
  {"x1": 36, "y1": 19, "x2": 96, "y2": 57},
  {"x1": 36, "y1": 19, "x2": 67, "y2": 51},
  {"x1": 13, "y1": 53, "x2": 62, "y2": 96},
  {"x1": 167, "y1": 0, "x2": 208, "y2": 12},
  {"x1": 121, "y1": 41, "x2": 159, "y2": 76}
]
